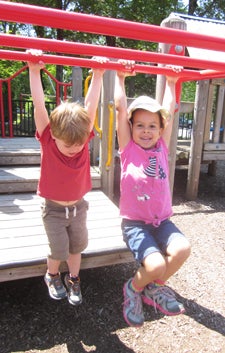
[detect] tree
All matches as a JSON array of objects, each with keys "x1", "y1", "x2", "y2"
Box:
[{"x1": 0, "y1": 0, "x2": 195, "y2": 100}]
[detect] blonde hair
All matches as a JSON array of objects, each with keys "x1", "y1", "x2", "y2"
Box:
[{"x1": 49, "y1": 102, "x2": 91, "y2": 145}]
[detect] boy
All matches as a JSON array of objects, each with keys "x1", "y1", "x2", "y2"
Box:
[{"x1": 27, "y1": 50, "x2": 106, "y2": 305}]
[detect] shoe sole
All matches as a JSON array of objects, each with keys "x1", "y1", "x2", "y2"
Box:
[
  {"x1": 68, "y1": 297, "x2": 82, "y2": 306},
  {"x1": 142, "y1": 295, "x2": 185, "y2": 316},
  {"x1": 123, "y1": 283, "x2": 144, "y2": 328}
]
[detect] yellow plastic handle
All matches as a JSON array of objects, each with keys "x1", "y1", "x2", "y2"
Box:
[{"x1": 106, "y1": 101, "x2": 114, "y2": 168}]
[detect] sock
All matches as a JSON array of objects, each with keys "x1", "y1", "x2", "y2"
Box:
[
  {"x1": 154, "y1": 279, "x2": 165, "y2": 286},
  {"x1": 130, "y1": 278, "x2": 144, "y2": 293},
  {"x1": 69, "y1": 274, "x2": 80, "y2": 282},
  {"x1": 48, "y1": 272, "x2": 59, "y2": 277}
]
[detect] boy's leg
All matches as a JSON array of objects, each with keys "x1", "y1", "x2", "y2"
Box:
[
  {"x1": 67, "y1": 252, "x2": 81, "y2": 277},
  {"x1": 64, "y1": 253, "x2": 82, "y2": 306},
  {"x1": 64, "y1": 200, "x2": 89, "y2": 306},
  {"x1": 44, "y1": 257, "x2": 67, "y2": 300},
  {"x1": 47, "y1": 257, "x2": 61, "y2": 275},
  {"x1": 41, "y1": 200, "x2": 70, "y2": 301}
]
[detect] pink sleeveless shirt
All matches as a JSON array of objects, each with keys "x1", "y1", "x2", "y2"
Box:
[
  {"x1": 119, "y1": 138, "x2": 173, "y2": 226},
  {"x1": 36, "y1": 124, "x2": 94, "y2": 201}
]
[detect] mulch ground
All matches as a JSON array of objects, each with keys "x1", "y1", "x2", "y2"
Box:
[{"x1": 1, "y1": 162, "x2": 225, "y2": 353}]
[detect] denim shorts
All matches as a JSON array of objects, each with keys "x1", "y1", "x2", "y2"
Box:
[
  {"x1": 41, "y1": 198, "x2": 89, "y2": 261},
  {"x1": 121, "y1": 218, "x2": 185, "y2": 263}
]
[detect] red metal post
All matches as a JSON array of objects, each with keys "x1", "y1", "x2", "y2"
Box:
[
  {"x1": 7, "y1": 80, "x2": 13, "y2": 137},
  {"x1": 0, "y1": 80, "x2": 5, "y2": 137}
]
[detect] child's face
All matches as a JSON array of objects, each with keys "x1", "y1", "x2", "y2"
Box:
[
  {"x1": 53, "y1": 137, "x2": 85, "y2": 157},
  {"x1": 131, "y1": 109, "x2": 163, "y2": 149}
]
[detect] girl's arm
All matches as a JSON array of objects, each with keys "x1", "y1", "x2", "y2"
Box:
[
  {"x1": 27, "y1": 50, "x2": 49, "y2": 136},
  {"x1": 162, "y1": 67, "x2": 182, "y2": 147},
  {"x1": 114, "y1": 61, "x2": 135, "y2": 150}
]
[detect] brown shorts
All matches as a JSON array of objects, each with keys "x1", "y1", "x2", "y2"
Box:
[{"x1": 41, "y1": 198, "x2": 89, "y2": 261}]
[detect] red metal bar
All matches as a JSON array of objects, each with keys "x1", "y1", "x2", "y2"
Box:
[
  {"x1": 0, "y1": 33, "x2": 225, "y2": 73},
  {"x1": 1, "y1": 1, "x2": 225, "y2": 54},
  {"x1": 1, "y1": 49, "x2": 225, "y2": 82}
]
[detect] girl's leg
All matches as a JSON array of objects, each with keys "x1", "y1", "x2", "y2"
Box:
[
  {"x1": 133, "y1": 251, "x2": 166, "y2": 288},
  {"x1": 141, "y1": 238, "x2": 191, "y2": 316},
  {"x1": 123, "y1": 251, "x2": 166, "y2": 327},
  {"x1": 161, "y1": 237, "x2": 191, "y2": 282}
]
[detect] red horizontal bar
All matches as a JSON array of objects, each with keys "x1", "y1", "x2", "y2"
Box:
[
  {"x1": 0, "y1": 49, "x2": 194, "y2": 76},
  {"x1": 1, "y1": 0, "x2": 225, "y2": 54},
  {"x1": 1, "y1": 49, "x2": 225, "y2": 82},
  {"x1": 1, "y1": 33, "x2": 225, "y2": 72}
]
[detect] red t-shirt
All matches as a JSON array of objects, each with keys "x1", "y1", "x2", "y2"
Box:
[{"x1": 36, "y1": 124, "x2": 94, "y2": 201}]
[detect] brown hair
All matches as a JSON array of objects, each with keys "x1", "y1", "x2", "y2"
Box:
[{"x1": 49, "y1": 102, "x2": 91, "y2": 145}]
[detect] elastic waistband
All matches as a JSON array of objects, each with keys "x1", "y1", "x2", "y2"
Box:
[{"x1": 44, "y1": 198, "x2": 84, "y2": 210}]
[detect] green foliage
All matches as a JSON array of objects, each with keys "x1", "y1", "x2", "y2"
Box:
[
  {"x1": 181, "y1": 81, "x2": 196, "y2": 102},
  {"x1": 194, "y1": 0, "x2": 225, "y2": 21}
]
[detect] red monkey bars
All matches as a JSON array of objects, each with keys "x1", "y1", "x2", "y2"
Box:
[
  {"x1": 0, "y1": 0, "x2": 225, "y2": 79},
  {"x1": 1, "y1": 0, "x2": 225, "y2": 54}
]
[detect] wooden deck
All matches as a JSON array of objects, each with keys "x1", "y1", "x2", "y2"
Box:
[
  {"x1": 0, "y1": 137, "x2": 101, "y2": 192},
  {"x1": 0, "y1": 190, "x2": 133, "y2": 282},
  {"x1": 0, "y1": 137, "x2": 133, "y2": 282}
]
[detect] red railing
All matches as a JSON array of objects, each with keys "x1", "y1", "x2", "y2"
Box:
[{"x1": 0, "y1": 67, "x2": 71, "y2": 137}]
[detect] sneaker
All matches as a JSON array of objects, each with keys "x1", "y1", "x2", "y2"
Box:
[
  {"x1": 123, "y1": 279, "x2": 144, "y2": 327},
  {"x1": 142, "y1": 283, "x2": 185, "y2": 316},
  {"x1": 64, "y1": 274, "x2": 82, "y2": 306},
  {"x1": 44, "y1": 272, "x2": 67, "y2": 300}
]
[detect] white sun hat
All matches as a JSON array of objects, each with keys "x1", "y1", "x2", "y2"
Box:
[{"x1": 127, "y1": 95, "x2": 170, "y2": 121}]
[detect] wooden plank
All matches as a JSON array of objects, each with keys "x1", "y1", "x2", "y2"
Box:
[
  {"x1": 204, "y1": 82, "x2": 214, "y2": 144},
  {"x1": 213, "y1": 85, "x2": 225, "y2": 143},
  {"x1": 186, "y1": 80, "x2": 210, "y2": 200},
  {"x1": 212, "y1": 78, "x2": 225, "y2": 86},
  {"x1": 0, "y1": 190, "x2": 133, "y2": 282},
  {"x1": 202, "y1": 151, "x2": 225, "y2": 161},
  {"x1": 0, "y1": 137, "x2": 40, "y2": 150},
  {"x1": 0, "y1": 251, "x2": 134, "y2": 282},
  {"x1": 0, "y1": 166, "x2": 101, "y2": 192},
  {"x1": 204, "y1": 143, "x2": 225, "y2": 151}
]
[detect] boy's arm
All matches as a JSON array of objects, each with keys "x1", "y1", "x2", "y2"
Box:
[
  {"x1": 84, "y1": 57, "x2": 108, "y2": 131},
  {"x1": 162, "y1": 68, "x2": 182, "y2": 147},
  {"x1": 27, "y1": 50, "x2": 49, "y2": 136}
]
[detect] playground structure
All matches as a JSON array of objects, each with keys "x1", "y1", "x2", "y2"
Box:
[
  {"x1": 1, "y1": 2, "x2": 225, "y2": 281},
  {"x1": 1, "y1": 2, "x2": 225, "y2": 200}
]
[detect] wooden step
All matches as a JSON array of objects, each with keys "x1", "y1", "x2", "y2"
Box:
[
  {"x1": 0, "y1": 166, "x2": 101, "y2": 193},
  {"x1": 0, "y1": 137, "x2": 40, "y2": 165}
]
